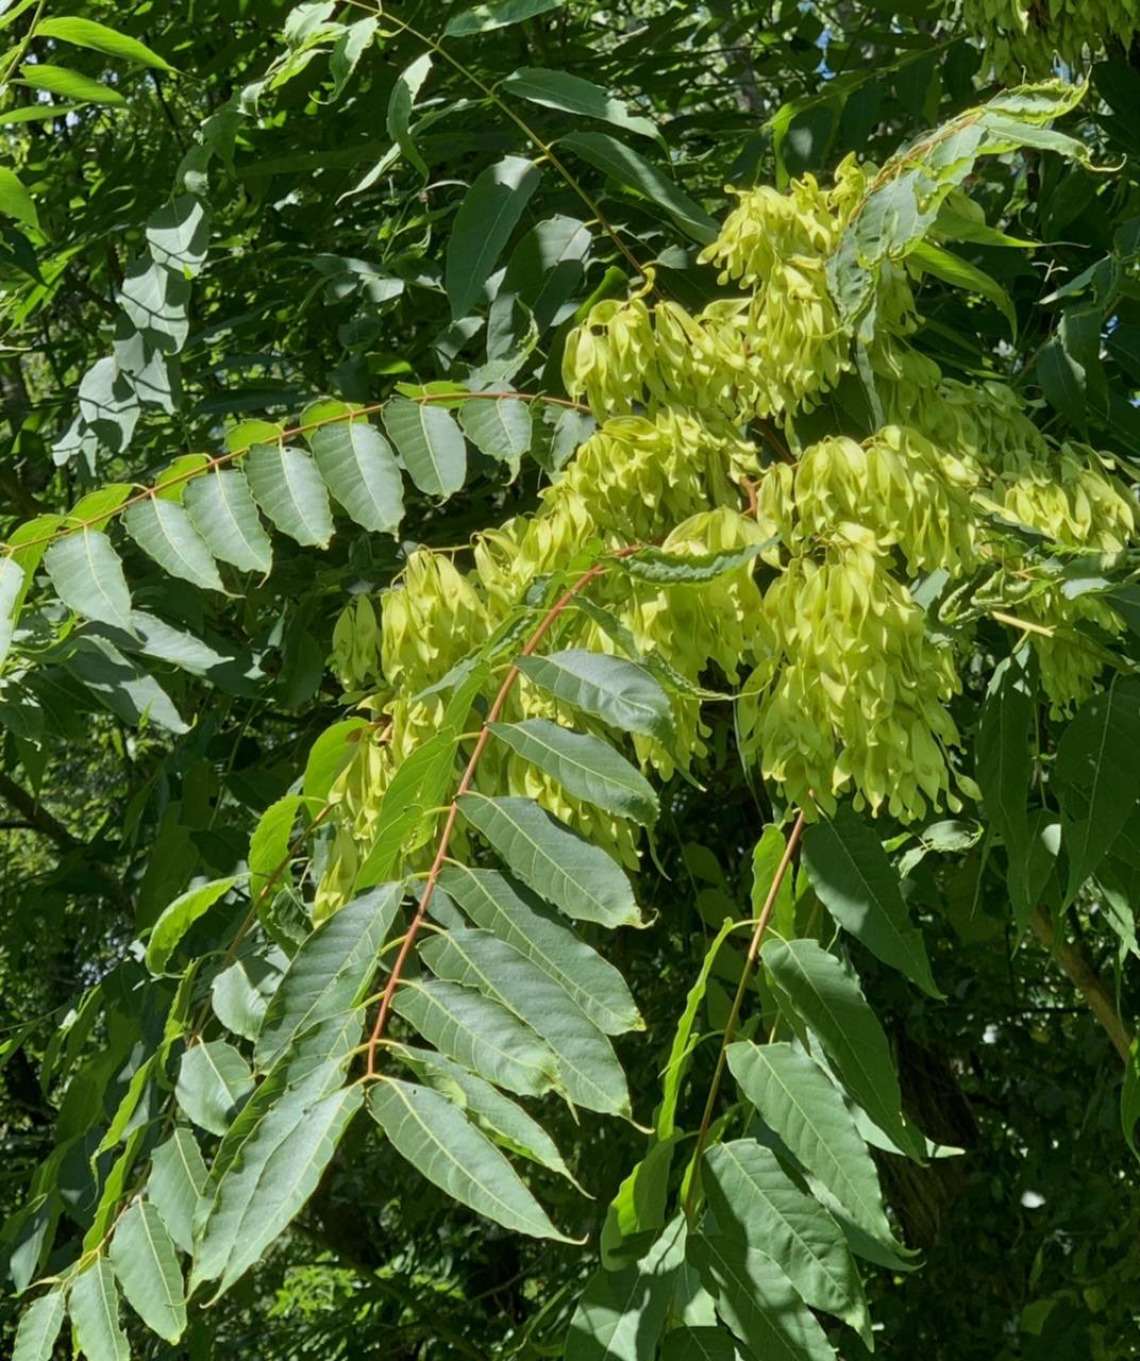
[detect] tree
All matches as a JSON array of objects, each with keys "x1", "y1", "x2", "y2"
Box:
[{"x1": 2, "y1": 1, "x2": 1140, "y2": 1357}]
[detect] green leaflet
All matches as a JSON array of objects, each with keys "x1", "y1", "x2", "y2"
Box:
[
  {"x1": 392, "y1": 1042, "x2": 580, "y2": 1185},
  {"x1": 565, "y1": 1214, "x2": 687, "y2": 1360},
  {"x1": 801, "y1": 806, "x2": 941, "y2": 998},
  {"x1": 459, "y1": 397, "x2": 533, "y2": 471},
  {"x1": 688, "y1": 1233, "x2": 837, "y2": 1361},
  {"x1": 616, "y1": 542, "x2": 769, "y2": 585},
  {"x1": 503, "y1": 68, "x2": 660, "y2": 142},
  {"x1": 515, "y1": 649, "x2": 674, "y2": 743},
  {"x1": 660, "y1": 1328, "x2": 740, "y2": 1361},
  {"x1": 0, "y1": 166, "x2": 37, "y2": 232},
  {"x1": 908, "y1": 238, "x2": 1017, "y2": 334},
  {"x1": 436, "y1": 865, "x2": 642, "y2": 1035},
  {"x1": 0, "y1": 554, "x2": 24, "y2": 669},
  {"x1": 192, "y1": 1085, "x2": 362, "y2": 1299},
  {"x1": 445, "y1": 0, "x2": 565, "y2": 36},
  {"x1": 383, "y1": 397, "x2": 467, "y2": 498},
  {"x1": 146, "y1": 195, "x2": 209, "y2": 276},
  {"x1": 146, "y1": 1129, "x2": 208, "y2": 1255},
  {"x1": 725, "y1": 1042, "x2": 895, "y2": 1248},
  {"x1": 657, "y1": 916, "x2": 740, "y2": 1140},
  {"x1": 367, "y1": 1077, "x2": 573, "y2": 1240},
  {"x1": 20, "y1": 63, "x2": 126, "y2": 105},
  {"x1": 392, "y1": 978, "x2": 561, "y2": 1098},
  {"x1": 254, "y1": 882, "x2": 403, "y2": 1069},
  {"x1": 244, "y1": 443, "x2": 334, "y2": 547},
  {"x1": 34, "y1": 16, "x2": 177, "y2": 71},
  {"x1": 386, "y1": 53, "x2": 432, "y2": 177},
  {"x1": 108, "y1": 1201, "x2": 186, "y2": 1342},
  {"x1": 175, "y1": 1039, "x2": 253, "y2": 1136},
  {"x1": 421, "y1": 928, "x2": 632, "y2": 1118},
  {"x1": 146, "y1": 876, "x2": 238, "y2": 972},
  {"x1": 44, "y1": 530, "x2": 133, "y2": 633},
  {"x1": 184, "y1": 471, "x2": 273, "y2": 574},
  {"x1": 491, "y1": 717, "x2": 658, "y2": 824},
  {"x1": 561, "y1": 131, "x2": 718, "y2": 244},
  {"x1": 458, "y1": 793, "x2": 643, "y2": 927},
  {"x1": 1055, "y1": 676, "x2": 1140, "y2": 903},
  {"x1": 302, "y1": 719, "x2": 370, "y2": 802},
  {"x1": 445, "y1": 154, "x2": 542, "y2": 319},
  {"x1": 12, "y1": 1289, "x2": 66, "y2": 1361},
  {"x1": 68, "y1": 1259, "x2": 130, "y2": 1361},
  {"x1": 601, "y1": 1139, "x2": 675, "y2": 1269},
  {"x1": 248, "y1": 793, "x2": 318, "y2": 902},
  {"x1": 703, "y1": 1140, "x2": 869, "y2": 1343},
  {"x1": 975, "y1": 651, "x2": 1035, "y2": 928},
  {"x1": 308, "y1": 420, "x2": 404, "y2": 534},
  {"x1": 63, "y1": 635, "x2": 189, "y2": 734},
  {"x1": 762, "y1": 938, "x2": 925, "y2": 1160}
]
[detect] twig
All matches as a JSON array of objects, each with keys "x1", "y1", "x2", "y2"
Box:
[{"x1": 1029, "y1": 907, "x2": 1133, "y2": 1063}]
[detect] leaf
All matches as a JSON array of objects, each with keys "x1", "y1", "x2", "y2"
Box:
[
  {"x1": 146, "y1": 876, "x2": 238, "y2": 972},
  {"x1": 1038, "y1": 333, "x2": 1086, "y2": 431},
  {"x1": 704, "y1": 1140, "x2": 869, "y2": 1341},
  {"x1": 44, "y1": 530, "x2": 133, "y2": 632},
  {"x1": 422, "y1": 928, "x2": 631, "y2": 1117},
  {"x1": 762, "y1": 938, "x2": 924, "y2": 1160},
  {"x1": 503, "y1": 68, "x2": 659, "y2": 141},
  {"x1": 193, "y1": 1085, "x2": 362, "y2": 1298},
  {"x1": 303, "y1": 719, "x2": 369, "y2": 802},
  {"x1": 367, "y1": 1077, "x2": 573, "y2": 1240},
  {"x1": 1056, "y1": 677, "x2": 1140, "y2": 902},
  {"x1": 561, "y1": 131, "x2": 717, "y2": 244},
  {"x1": 147, "y1": 195, "x2": 209, "y2": 276},
  {"x1": 689, "y1": 1233, "x2": 837, "y2": 1361},
  {"x1": 976, "y1": 652, "x2": 1035, "y2": 925},
  {"x1": 491, "y1": 718, "x2": 657, "y2": 824},
  {"x1": 248, "y1": 793, "x2": 313, "y2": 901},
  {"x1": 64, "y1": 636, "x2": 188, "y2": 734},
  {"x1": 445, "y1": 155, "x2": 542, "y2": 319},
  {"x1": 35, "y1": 16, "x2": 176, "y2": 71},
  {"x1": 383, "y1": 397, "x2": 466, "y2": 498},
  {"x1": 175, "y1": 1039, "x2": 253, "y2": 1136},
  {"x1": 254, "y1": 882, "x2": 403, "y2": 1069},
  {"x1": 516, "y1": 650, "x2": 673, "y2": 744},
  {"x1": 459, "y1": 397, "x2": 532, "y2": 471},
  {"x1": 211, "y1": 949, "x2": 286, "y2": 1042},
  {"x1": 601, "y1": 1140, "x2": 675, "y2": 1268},
  {"x1": 459, "y1": 793, "x2": 642, "y2": 927},
  {"x1": 392, "y1": 978, "x2": 560, "y2": 1097},
  {"x1": 436, "y1": 865, "x2": 641, "y2": 1035},
  {"x1": 657, "y1": 916, "x2": 740, "y2": 1141},
  {"x1": 245, "y1": 443, "x2": 334, "y2": 547},
  {"x1": 801, "y1": 805, "x2": 941, "y2": 998},
  {"x1": 660, "y1": 1328, "x2": 741, "y2": 1361},
  {"x1": 123, "y1": 496, "x2": 225, "y2": 592},
  {"x1": 12, "y1": 1289, "x2": 66, "y2": 1361},
  {"x1": 1124, "y1": 1038, "x2": 1140, "y2": 1161},
  {"x1": 565, "y1": 1215, "x2": 686, "y2": 1360},
  {"x1": 0, "y1": 166, "x2": 38, "y2": 231},
  {"x1": 617, "y1": 542, "x2": 769, "y2": 585},
  {"x1": 908, "y1": 238, "x2": 1017, "y2": 334},
  {"x1": 0, "y1": 555, "x2": 25, "y2": 668},
  {"x1": 19, "y1": 62, "x2": 126, "y2": 104},
  {"x1": 184, "y1": 470, "x2": 273, "y2": 574},
  {"x1": 445, "y1": 0, "x2": 565, "y2": 38},
  {"x1": 108, "y1": 1201, "x2": 186, "y2": 1342},
  {"x1": 68, "y1": 1259, "x2": 129, "y2": 1361},
  {"x1": 726, "y1": 1042, "x2": 895, "y2": 1248},
  {"x1": 386, "y1": 53, "x2": 432, "y2": 177},
  {"x1": 355, "y1": 730, "x2": 461, "y2": 887},
  {"x1": 393, "y1": 1042, "x2": 579, "y2": 1184},
  {"x1": 146, "y1": 1129, "x2": 208, "y2": 1254},
  {"x1": 309, "y1": 420, "x2": 404, "y2": 534}
]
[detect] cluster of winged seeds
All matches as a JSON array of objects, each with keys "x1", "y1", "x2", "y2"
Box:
[
  {"x1": 962, "y1": 0, "x2": 1140, "y2": 78},
  {"x1": 319, "y1": 148, "x2": 1135, "y2": 911}
]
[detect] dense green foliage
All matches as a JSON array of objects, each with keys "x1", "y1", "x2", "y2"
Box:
[{"x1": 2, "y1": 1, "x2": 1140, "y2": 1358}]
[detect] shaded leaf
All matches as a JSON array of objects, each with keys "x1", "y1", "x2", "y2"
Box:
[
  {"x1": 617, "y1": 542, "x2": 768, "y2": 585},
  {"x1": 459, "y1": 397, "x2": 532, "y2": 470},
  {"x1": 504, "y1": 68, "x2": 659, "y2": 141},
  {"x1": 184, "y1": 471, "x2": 273, "y2": 574},
  {"x1": 123, "y1": 496, "x2": 224, "y2": 591},
  {"x1": 446, "y1": 155, "x2": 542, "y2": 319},
  {"x1": 147, "y1": 876, "x2": 238, "y2": 973},
  {"x1": 245, "y1": 443, "x2": 334, "y2": 547},
  {"x1": 309, "y1": 420, "x2": 404, "y2": 534},
  {"x1": 68, "y1": 1259, "x2": 129, "y2": 1361},
  {"x1": 146, "y1": 1129, "x2": 207, "y2": 1255},
  {"x1": 445, "y1": 0, "x2": 565, "y2": 36},
  {"x1": 0, "y1": 166, "x2": 38, "y2": 231},
  {"x1": 801, "y1": 806, "x2": 941, "y2": 998},
  {"x1": 175, "y1": 1039, "x2": 253, "y2": 1136},
  {"x1": 386, "y1": 53, "x2": 431, "y2": 177},
  {"x1": 0, "y1": 555, "x2": 23, "y2": 668},
  {"x1": 12, "y1": 1289, "x2": 65, "y2": 1361}
]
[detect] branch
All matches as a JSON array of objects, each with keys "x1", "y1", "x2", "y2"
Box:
[
  {"x1": 0, "y1": 772, "x2": 79, "y2": 851},
  {"x1": 1029, "y1": 907, "x2": 1134, "y2": 1062}
]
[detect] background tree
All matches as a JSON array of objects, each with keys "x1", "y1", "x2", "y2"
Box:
[{"x1": 1, "y1": 1, "x2": 1139, "y2": 1358}]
